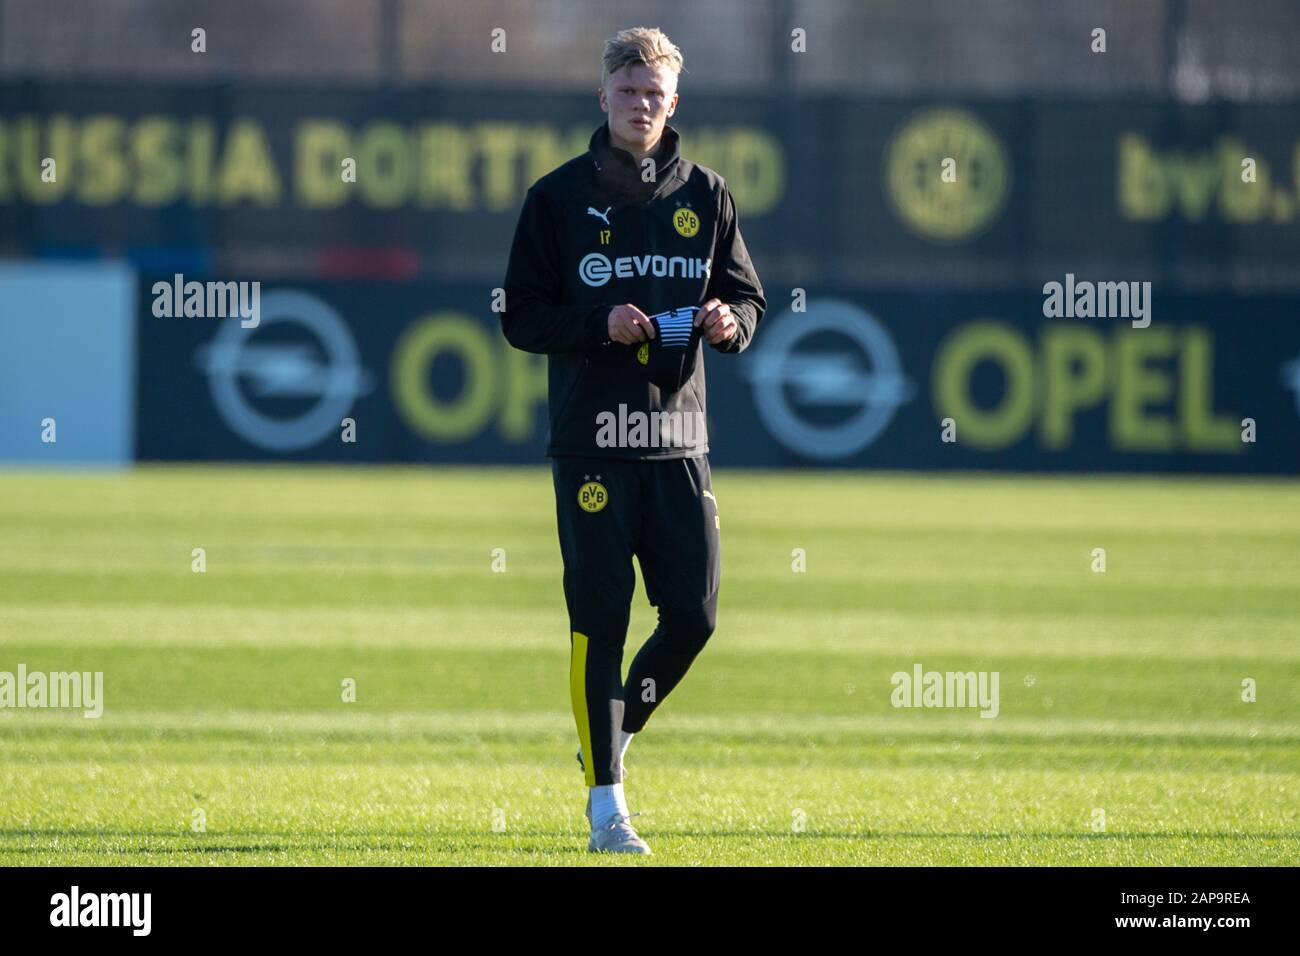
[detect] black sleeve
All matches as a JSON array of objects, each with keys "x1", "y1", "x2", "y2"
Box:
[
  {"x1": 501, "y1": 186, "x2": 610, "y2": 354},
  {"x1": 705, "y1": 182, "x2": 766, "y2": 355}
]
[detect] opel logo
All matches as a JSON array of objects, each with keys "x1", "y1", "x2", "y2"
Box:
[
  {"x1": 743, "y1": 299, "x2": 913, "y2": 459},
  {"x1": 196, "y1": 289, "x2": 371, "y2": 452}
]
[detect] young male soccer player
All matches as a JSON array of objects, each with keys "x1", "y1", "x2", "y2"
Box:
[{"x1": 500, "y1": 26, "x2": 765, "y2": 854}]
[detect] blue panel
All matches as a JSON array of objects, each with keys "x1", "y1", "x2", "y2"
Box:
[{"x1": 0, "y1": 261, "x2": 136, "y2": 465}]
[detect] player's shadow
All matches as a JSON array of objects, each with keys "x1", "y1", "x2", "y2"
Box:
[{"x1": 0, "y1": 827, "x2": 596, "y2": 857}]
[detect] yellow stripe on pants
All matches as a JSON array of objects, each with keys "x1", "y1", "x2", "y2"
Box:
[{"x1": 569, "y1": 630, "x2": 596, "y2": 786}]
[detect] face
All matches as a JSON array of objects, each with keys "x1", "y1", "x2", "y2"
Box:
[{"x1": 598, "y1": 61, "x2": 679, "y2": 156}]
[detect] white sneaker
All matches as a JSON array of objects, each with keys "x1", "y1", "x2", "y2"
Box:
[{"x1": 588, "y1": 814, "x2": 652, "y2": 855}]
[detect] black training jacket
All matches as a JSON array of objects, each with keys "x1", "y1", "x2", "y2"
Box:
[{"x1": 500, "y1": 121, "x2": 766, "y2": 460}]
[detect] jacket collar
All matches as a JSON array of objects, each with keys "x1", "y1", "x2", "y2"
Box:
[{"x1": 589, "y1": 120, "x2": 682, "y2": 203}]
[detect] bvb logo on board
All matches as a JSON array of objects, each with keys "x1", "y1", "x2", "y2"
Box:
[{"x1": 884, "y1": 108, "x2": 1009, "y2": 242}]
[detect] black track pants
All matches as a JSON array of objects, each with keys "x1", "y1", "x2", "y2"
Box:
[{"x1": 552, "y1": 454, "x2": 721, "y2": 786}]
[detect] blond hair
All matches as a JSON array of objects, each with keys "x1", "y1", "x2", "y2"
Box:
[{"x1": 601, "y1": 27, "x2": 684, "y2": 82}]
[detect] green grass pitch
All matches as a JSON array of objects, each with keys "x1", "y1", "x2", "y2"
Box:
[{"x1": 0, "y1": 465, "x2": 1296, "y2": 865}]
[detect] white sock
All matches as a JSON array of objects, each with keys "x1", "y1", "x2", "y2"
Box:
[{"x1": 590, "y1": 782, "x2": 630, "y2": 828}]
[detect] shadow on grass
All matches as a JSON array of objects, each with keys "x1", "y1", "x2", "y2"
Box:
[{"x1": 1, "y1": 827, "x2": 1295, "y2": 844}]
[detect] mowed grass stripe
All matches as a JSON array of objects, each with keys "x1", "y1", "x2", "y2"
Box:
[
  {"x1": 0, "y1": 644, "x2": 1295, "y2": 720},
  {"x1": 3, "y1": 605, "x2": 1299, "y2": 661}
]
